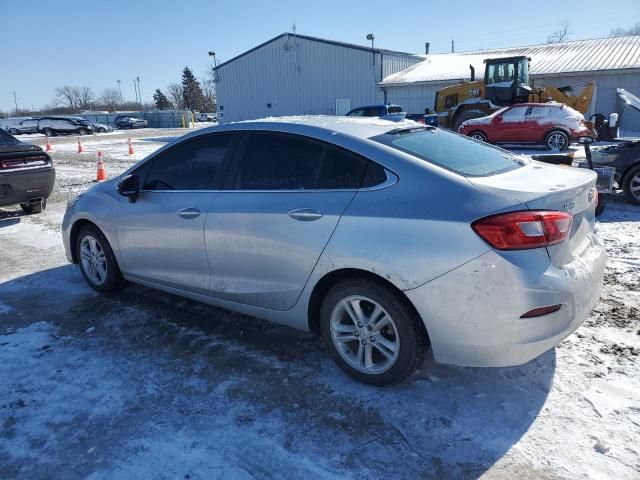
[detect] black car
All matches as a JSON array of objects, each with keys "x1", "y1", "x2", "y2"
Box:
[
  {"x1": 38, "y1": 116, "x2": 94, "y2": 136},
  {"x1": 114, "y1": 116, "x2": 148, "y2": 129},
  {"x1": 0, "y1": 129, "x2": 55, "y2": 214},
  {"x1": 586, "y1": 139, "x2": 640, "y2": 205}
]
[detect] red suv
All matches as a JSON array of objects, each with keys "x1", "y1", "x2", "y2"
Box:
[{"x1": 458, "y1": 103, "x2": 593, "y2": 151}]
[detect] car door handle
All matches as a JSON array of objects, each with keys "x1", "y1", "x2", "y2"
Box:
[
  {"x1": 288, "y1": 208, "x2": 323, "y2": 221},
  {"x1": 177, "y1": 207, "x2": 201, "y2": 219}
]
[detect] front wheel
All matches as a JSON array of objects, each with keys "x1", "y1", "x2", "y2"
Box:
[
  {"x1": 545, "y1": 130, "x2": 569, "y2": 151},
  {"x1": 469, "y1": 131, "x2": 487, "y2": 142},
  {"x1": 7, "y1": 128, "x2": 18, "y2": 135},
  {"x1": 622, "y1": 165, "x2": 640, "y2": 205},
  {"x1": 76, "y1": 225, "x2": 124, "y2": 293},
  {"x1": 77, "y1": 129, "x2": 87, "y2": 136},
  {"x1": 43, "y1": 128, "x2": 54, "y2": 137},
  {"x1": 320, "y1": 278, "x2": 428, "y2": 386}
]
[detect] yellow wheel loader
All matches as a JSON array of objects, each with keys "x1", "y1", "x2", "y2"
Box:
[{"x1": 435, "y1": 56, "x2": 595, "y2": 130}]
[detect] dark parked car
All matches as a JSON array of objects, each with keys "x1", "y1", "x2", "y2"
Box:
[
  {"x1": 580, "y1": 139, "x2": 640, "y2": 204},
  {"x1": 91, "y1": 122, "x2": 113, "y2": 133},
  {"x1": 0, "y1": 129, "x2": 55, "y2": 214},
  {"x1": 346, "y1": 105, "x2": 403, "y2": 118},
  {"x1": 115, "y1": 116, "x2": 148, "y2": 129},
  {"x1": 5, "y1": 118, "x2": 40, "y2": 135},
  {"x1": 38, "y1": 117, "x2": 94, "y2": 136}
]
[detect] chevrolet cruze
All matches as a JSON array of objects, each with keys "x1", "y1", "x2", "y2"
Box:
[{"x1": 62, "y1": 117, "x2": 607, "y2": 385}]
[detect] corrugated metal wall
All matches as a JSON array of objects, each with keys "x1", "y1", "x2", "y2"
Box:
[
  {"x1": 216, "y1": 36, "x2": 421, "y2": 123},
  {"x1": 383, "y1": 81, "x2": 459, "y2": 114}
]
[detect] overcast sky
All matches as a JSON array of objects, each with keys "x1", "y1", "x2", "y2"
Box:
[{"x1": 1, "y1": 0, "x2": 638, "y2": 112}]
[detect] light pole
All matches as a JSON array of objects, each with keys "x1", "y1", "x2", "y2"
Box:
[
  {"x1": 136, "y1": 76, "x2": 142, "y2": 108},
  {"x1": 116, "y1": 80, "x2": 122, "y2": 105},
  {"x1": 366, "y1": 33, "x2": 375, "y2": 66},
  {"x1": 208, "y1": 51, "x2": 217, "y2": 81}
]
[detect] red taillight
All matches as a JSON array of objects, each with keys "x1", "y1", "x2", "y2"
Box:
[
  {"x1": 0, "y1": 156, "x2": 48, "y2": 170},
  {"x1": 472, "y1": 210, "x2": 573, "y2": 250}
]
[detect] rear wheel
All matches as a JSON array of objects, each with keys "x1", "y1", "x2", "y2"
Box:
[
  {"x1": 453, "y1": 108, "x2": 488, "y2": 131},
  {"x1": 20, "y1": 198, "x2": 46, "y2": 214},
  {"x1": 545, "y1": 130, "x2": 569, "y2": 151},
  {"x1": 43, "y1": 128, "x2": 54, "y2": 137},
  {"x1": 320, "y1": 278, "x2": 428, "y2": 386},
  {"x1": 76, "y1": 224, "x2": 123, "y2": 293},
  {"x1": 622, "y1": 164, "x2": 640, "y2": 205},
  {"x1": 469, "y1": 130, "x2": 487, "y2": 142}
]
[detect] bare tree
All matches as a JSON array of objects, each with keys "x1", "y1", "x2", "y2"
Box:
[
  {"x1": 76, "y1": 87, "x2": 95, "y2": 110},
  {"x1": 610, "y1": 22, "x2": 640, "y2": 37},
  {"x1": 547, "y1": 20, "x2": 571, "y2": 43},
  {"x1": 167, "y1": 82, "x2": 184, "y2": 109},
  {"x1": 100, "y1": 88, "x2": 121, "y2": 111},
  {"x1": 54, "y1": 86, "x2": 79, "y2": 110}
]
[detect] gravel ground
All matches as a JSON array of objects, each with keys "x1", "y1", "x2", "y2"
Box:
[{"x1": 0, "y1": 134, "x2": 638, "y2": 479}]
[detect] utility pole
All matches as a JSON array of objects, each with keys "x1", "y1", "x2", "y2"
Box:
[
  {"x1": 451, "y1": 39, "x2": 455, "y2": 53},
  {"x1": 133, "y1": 79, "x2": 139, "y2": 105},
  {"x1": 13, "y1": 91, "x2": 19, "y2": 114},
  {"x1": 136, "y1": 77, "x2": 142, "y2": 108},
  {"x1": 366, "y1": 33, "x2": 375, "y2": 66}
]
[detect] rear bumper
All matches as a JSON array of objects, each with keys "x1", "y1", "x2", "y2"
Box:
[
  {"x1": 406, "y1": 235, "x2": 607, "y2": 367},
  {"x1": 0, "y1": 167, "x2": 55, "y2": 207}
]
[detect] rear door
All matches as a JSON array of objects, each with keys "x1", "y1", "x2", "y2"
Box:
[
  {"x1": 491, "y1": 105, "x2": 528, "y2": 143},
  {"x1": 204, "y1": 132, "x2": 368, "y2": 310},
  {"x1": 116, "y1": 133, "x2": 235, "y2": 293}
]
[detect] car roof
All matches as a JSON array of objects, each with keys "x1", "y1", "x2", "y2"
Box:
[
  {"x1": 226, "y1": 115, "x2": 418, "y2": 139},
  {"x1": 507, "y1": 102, "x2": 564, "y2": 108}
]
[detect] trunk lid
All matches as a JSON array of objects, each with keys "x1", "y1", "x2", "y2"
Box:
[{"x1": 468, "y1": 160, "x2": 597, "y2": 267}]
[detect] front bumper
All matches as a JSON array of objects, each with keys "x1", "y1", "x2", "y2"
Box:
[
  {"x1": 406, "y1": 236, "x2": 607, "y2": 367},
  {"x1": 0, "y1": 167, "x2": 55, "y2": 207}
]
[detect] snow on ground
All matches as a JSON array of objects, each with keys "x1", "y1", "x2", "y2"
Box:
[{"x1": 0, "y1": 134, "x2": 639, "y2": 479}]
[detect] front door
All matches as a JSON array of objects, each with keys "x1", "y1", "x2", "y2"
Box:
[
  {"x1": 116, "y1": 133, "x2": 234, "y2": 293},
  {"x1": 491, "y1": 105, "x2": 528, "y2": 143},
  {"x1": 205, "y1": 132, "x2": 369, "y2": 310}
]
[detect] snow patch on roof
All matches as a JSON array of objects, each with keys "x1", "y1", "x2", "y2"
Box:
[{"x1": 382, "y1": 35, "x2": 640, "y2": 85}]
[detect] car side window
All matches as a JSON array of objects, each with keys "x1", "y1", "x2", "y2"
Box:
[
  {"x1": 316, "y1": 146, "x2": 367, "y2": 189},
  {"x1": 233, "y1": 133, "x2": 384, "y2": 190},
  {"x1": 143, "y1": 134, "x2": 232, "y2": 190},
  {"x1": 500, "y1": 106, "x2": 527, "y2": 121},
  {"x1": 234, "y1": 133, "x2": 324, "y2": 190},
  {"x1": 347, "y1": 109, "x2": 364, "y2": 117}
]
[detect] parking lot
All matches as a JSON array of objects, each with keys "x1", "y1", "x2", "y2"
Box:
[{"x1": 0, "y1": 130, "x2": 638, "y2": 479}]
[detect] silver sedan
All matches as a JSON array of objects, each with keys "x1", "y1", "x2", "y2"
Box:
[{"x1": 62, "y1": 116, "x2": 607, "y2": 385}]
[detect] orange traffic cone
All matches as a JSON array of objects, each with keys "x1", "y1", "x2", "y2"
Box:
[
  {"x1": 45, "y1": 137, "x2": 52, "y2": 152},
  {"x1": 128, "y1": 137, "x2": 134, "y2": 155},
  {"x1": 77, "y1": 136, "x2": 84, "y2": 154},
  {"x1": 96, "y1": 151, "x2": 107, "y2": 181}
]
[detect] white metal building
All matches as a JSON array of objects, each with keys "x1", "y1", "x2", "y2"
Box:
[
  {"x1": 215, "y1": 33, "x2": 422, "y2": 123},
  {"x1": 380, "y1": 35, "x2": 640, "y2": 125}
]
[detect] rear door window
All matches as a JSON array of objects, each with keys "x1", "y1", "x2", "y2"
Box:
[
  {"x1": 372, "y1": 128, "x2": 523, "y2": 177},
  {"x1": 232, "y1": 133, "x2": 378, "y2": 190},
  {"x1": 143, "y1": 134, "x2": 233, "y2": 190}
]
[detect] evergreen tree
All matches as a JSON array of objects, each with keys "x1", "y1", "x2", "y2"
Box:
[
  {"x1": 153, "y1": 89, "x2": 173, "y2": 110},
  {"x1": 181, "y1": 67, "x2": 206, "y2": 111}
]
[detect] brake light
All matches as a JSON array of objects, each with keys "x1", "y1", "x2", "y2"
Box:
[
  {"x1": 0, "y1": 155, "x2": 49, "y2": 169},
  {"x1": 472, "y1": 210, "x2": 573, "y2": 250}
]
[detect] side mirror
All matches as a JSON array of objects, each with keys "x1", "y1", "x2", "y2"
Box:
[
  {"x1": 577, "y1": 136, "x2": 594, "y2": 145},
  {"x1": 609, "y1": 112, "x2": 618, "y2": 128},
  {"x1": 117, "y1": 174, "x2": 140, "y2": 203}
]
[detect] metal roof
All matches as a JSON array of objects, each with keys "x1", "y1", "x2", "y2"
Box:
[
  {"x1": 216, "y1": 33, "x2": 421, "y2": 70},
  {"x1": 381, "y1": 35, "x2": 640, "y2": 86}
]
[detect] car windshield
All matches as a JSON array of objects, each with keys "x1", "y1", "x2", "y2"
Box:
[
  {"x1": 387, "y1": 106, "x2": 403, "y2": 114},
  {"x1": 372, "y1": 128, "x2": 525, "y2": 177}
]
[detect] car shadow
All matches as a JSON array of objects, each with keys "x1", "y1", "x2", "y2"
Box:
[{"x1": 1, "y1": 265, "x2": 555, "y2": 479}]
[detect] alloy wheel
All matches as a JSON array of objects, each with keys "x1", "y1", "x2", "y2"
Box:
[
  {"x1": 547, "y1": 132, "x2": 567, "y2": 150},
  {"x1": 80, "y1": 235, "x2": 108, "y2": 286},
  {"x1": 330, "y1": 295, "x2": 400, "y2": 374},
  {"x1": 630, "y1": 173, "x2": 640, "y2": 201}
]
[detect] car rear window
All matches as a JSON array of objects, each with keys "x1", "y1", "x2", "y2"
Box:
[{"x1": 372, "y1": 128, "x2": 524, "y2": 177}]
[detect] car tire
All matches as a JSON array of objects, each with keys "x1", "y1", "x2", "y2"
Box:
[
  {"x1": 545, "y1": 130, "x2": 570, "y2": 151},
  {"x1": 76, "y1": 224, "x2": 124, "y2": 293},
  {"x1": 320, "y1": 278, "x2": 428, "y2": 386},
  {"x1": 453, "y1": 108, "x2": 487, "y2": 131},
  {"x1": 20, "y1": 198, "x2": 46, "y2": 214},
  {"x1": 7, "y1": 128, "x2": 18, "y2": 135},
  {"x1": 469, "y1": 130, "x2": 488, "y2": 142},
  {"x1": 622, "y1": 164, "x2": 640, "y2": 205},
  {"x1": 78, "y1": 129, "x2": 87, "y2": 136},
  {"x1": 43, "y1": 128, "x2": 54, "y2": 137},
  {"x1": 97, "y1": 127, "x2": 106, "y2": 133}
]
